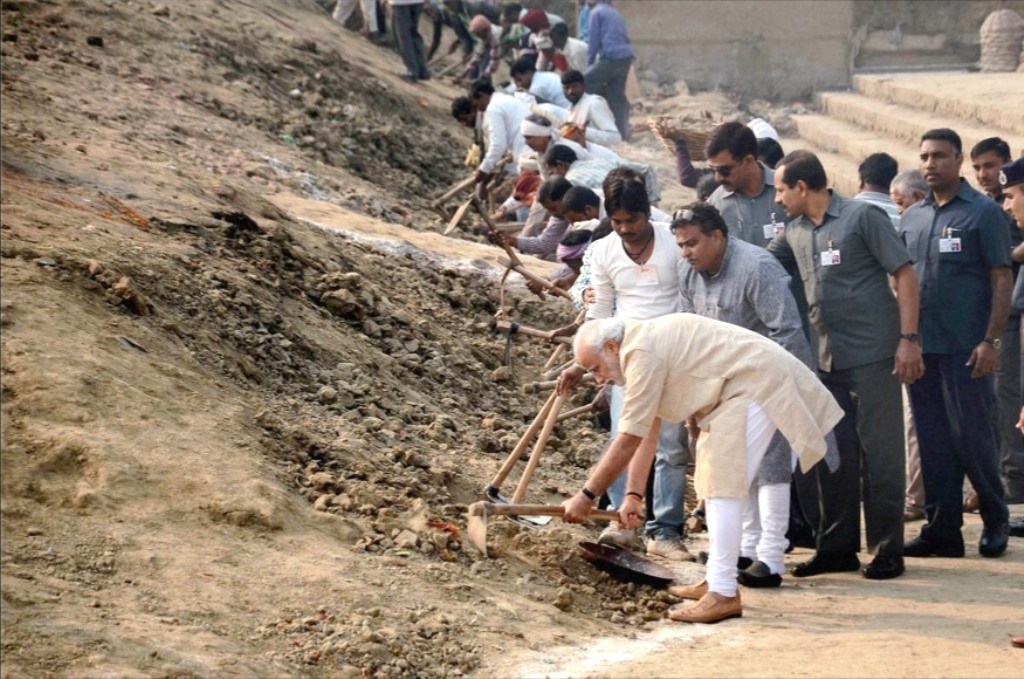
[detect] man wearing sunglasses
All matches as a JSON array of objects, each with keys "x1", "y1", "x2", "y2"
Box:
[{"x1": 704, "y1": 122, "x2": 786, "y2": 248}]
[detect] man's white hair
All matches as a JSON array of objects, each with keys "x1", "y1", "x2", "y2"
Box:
[
  {"x1": 573, "y1": 318, "x2": 625, "y2": 358},
  {"x1": 891, "y1": 169, "x2": 928, "y2": 197}
]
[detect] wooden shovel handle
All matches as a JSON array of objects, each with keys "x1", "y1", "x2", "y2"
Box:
[
  {"x1": 487, "y1": 391, "x2": 558, "y2": 490},
  {"x1": 472, "y1": 502, "x2": 619, "y2": 521},
  {"x1": 511, "y1": 393, "x2": 567, "y2": 503}
]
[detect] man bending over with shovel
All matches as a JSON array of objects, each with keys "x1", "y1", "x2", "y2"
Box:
[{"x1": 558, "y1": 314, "x2": 843, "y2": 623}]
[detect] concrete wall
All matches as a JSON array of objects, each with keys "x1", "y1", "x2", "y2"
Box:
[
  {"x1": 617, "y1": 0, "x2": 1024, "y2": 101},
  {"x1": 617, "y1": 0, "x2": 855, "y2": 101},
  {"x1": 852, "y1": 0, "x2": 1024, "y2": 68}
]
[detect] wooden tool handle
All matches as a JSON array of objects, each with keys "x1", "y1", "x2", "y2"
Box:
[
  {"x1": 474, "y1": 198, "x2": 525, "y2": 268},
  {"x1": 432, "y1": 175, "x2": 476, "y2": 207},
  {"x1": 495, "y1": 320, "x2": 572, "y2": 344},
  {"x1": 488, "y1": 391, "x2": 558, "y2": 489},
  {"x1": 495, "y1": 258, "x2": 573, "y2": 301},
  {"x1": 474, "y1": 503, "x2": 619, "y2": 521},
  {"x1": 511, "y1": 393, "x2": 567, "y2": 503},
  {"x1": 557, "y1": 403, "x2": 595, "y2": 422}
]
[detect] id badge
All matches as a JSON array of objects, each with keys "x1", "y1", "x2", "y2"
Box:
[
  {"x1": 820, "y1": 249, "x2": 841, "y2": 266},
  {"x1": 635, "y1": 264, "x2": 660, "y2": 286},
  {"x1": 762, "y1": 223, "x2": 784, "y2": 240},
  {"x1": 939, "y1": 238, "x2": 962, "y2": 253}
]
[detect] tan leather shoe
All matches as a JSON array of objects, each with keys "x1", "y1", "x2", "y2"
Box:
[
  {"x1": 667, "y1": 591, "x2": 742, "y2": 623},
  {"x1": 667, "y1": 579, "x2": 708, "y2": 600}
]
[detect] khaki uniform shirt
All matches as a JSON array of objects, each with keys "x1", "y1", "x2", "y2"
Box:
[{"x1": 617, "y1": 314, "x2": 843, "y2": 498}]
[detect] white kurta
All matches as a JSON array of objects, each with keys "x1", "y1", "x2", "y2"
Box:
[
  {"x1": 480, "y1": 92, "x2": 530, "y2": 175},
  {"x1": 567, "y1": 93, "x2": 622, "y2": 147}
]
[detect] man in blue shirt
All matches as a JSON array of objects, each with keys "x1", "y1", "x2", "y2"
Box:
[
  {"x1": 900, "y1": 128, "x2": 1013, "y2": 559},
  {"x1": 584, "y1": 0, "x2": 634, "y2": 141}
]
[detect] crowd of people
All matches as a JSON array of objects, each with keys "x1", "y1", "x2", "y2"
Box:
[{"x1": 336, "y1": 0, "x2": 1024, "y2": 638}]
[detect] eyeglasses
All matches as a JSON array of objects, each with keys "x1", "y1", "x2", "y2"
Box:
[
  {"x1": 574, "y1": 362, "x2": 601, "y2": 377},
  {"x1": 672, "y1": 208, "x2": 695, "y2": 222},
  {"x1": 709, "y1": 163, "x2": 736, "y2": 178}
]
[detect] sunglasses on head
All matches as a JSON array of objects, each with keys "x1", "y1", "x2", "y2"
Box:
[{"x1": 672, "y1": 208, "x2": 695, "y2": 222}]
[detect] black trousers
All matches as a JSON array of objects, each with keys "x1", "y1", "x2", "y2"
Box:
[{"x1": 813, "y1": 359, "x2": 905, "y2": 557}]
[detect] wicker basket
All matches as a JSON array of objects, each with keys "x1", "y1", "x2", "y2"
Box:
[{"x1": 650, "y1": 111, "x2": 717, "y2": 161}]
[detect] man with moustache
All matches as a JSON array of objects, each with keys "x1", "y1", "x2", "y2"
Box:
[
  {"x1": 900, "y1": 129, "x2": 1012, "y2": 559},
  {"x1": 768, "y1": 150, "x2": 923, "y2": 580}
]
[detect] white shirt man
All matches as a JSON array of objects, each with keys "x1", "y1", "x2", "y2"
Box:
[
  {"x1": 526, "y1": 71, "x2": 571, "y2": 109},
  {"x1": 480, "y1": 91, "x2": 530, "y2": 175},
  {"x1": 581, "y1": 186, "x2": 689, "y2": 561},
  {"x1": 567, "y1": 92, "x2": 622, "y2": 147}
]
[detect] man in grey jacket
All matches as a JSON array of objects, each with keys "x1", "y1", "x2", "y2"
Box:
[{"x1": 674, "y1": 203, "x2": 828, "y2": 588}]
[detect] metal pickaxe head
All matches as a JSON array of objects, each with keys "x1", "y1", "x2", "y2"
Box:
[{"x1": 466, "y1": 502, "x2": 618, "y2": 557}]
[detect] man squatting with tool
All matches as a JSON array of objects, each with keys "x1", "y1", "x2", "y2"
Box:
[{"x1": 556, "y1": 314, "x2": 844, "y2": 623}]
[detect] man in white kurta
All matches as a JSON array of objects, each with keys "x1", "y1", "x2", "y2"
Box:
[
  {"x1": 470, "y1": 81, "x2": 530, "y2": 187},
  {"x1": 560, "y1": 315, "x2": 843, "y2": 623},
  {"x1": 562, "y1": 71, "x2": 622, "y2": 147}
]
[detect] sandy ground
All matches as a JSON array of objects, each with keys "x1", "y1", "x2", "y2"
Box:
[{"x1": 2, "y1": 1, "x2": 1024, "y2": 677}]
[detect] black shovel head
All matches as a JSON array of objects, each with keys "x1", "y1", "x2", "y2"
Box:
[
  {"x1": 577, "y1": 541, "x2": 676, "y2": 588},
  {"x1": 482, "y1": 486, "x2": 553, "y2": 527}
]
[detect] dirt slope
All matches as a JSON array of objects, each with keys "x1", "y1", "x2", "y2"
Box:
[
  {"x1": 0, "y1": 1, "x2": 655, "y2": 676},
  {"x1": 3, "y1": 2, "x2": 1023, "y2": 678}
]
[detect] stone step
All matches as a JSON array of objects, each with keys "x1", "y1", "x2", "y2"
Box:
[
  {"x1": 853, "y1": 72, "x2": 1024, "y2": 139},
  {"x1": 778, "y1": 137, "x2": 862, "y2": 198},
  {"x1": 791, "y1": 114, "x2": 922, "y2": 179},
  {"x1": 817, "y1": 91, "x2": 1024, "y2": 157}
]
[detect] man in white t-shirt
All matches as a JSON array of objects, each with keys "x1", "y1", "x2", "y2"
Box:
[
  {"x1": 558, "y1": 169, "x2": 691, "y2": 561},
  {"x1": 510, "y1": 55, "x2": 571, "y2": 109}
]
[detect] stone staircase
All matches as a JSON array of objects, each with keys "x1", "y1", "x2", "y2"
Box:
[{"x1": 785, "y1": 72, "x2": 1024, "y2": 197}]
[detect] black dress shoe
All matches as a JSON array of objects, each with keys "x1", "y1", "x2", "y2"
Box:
[
  {"x1": 738, "y1": 560, "x2": 782, "y2": 588},
  {"x1": 791, "y1": 551, "x2": 860, "y2": 577},
  {"x1": 979, "y1": 523, "x2": 1009, "y2": 557},
  {"x1": 696, "y1": 551, "x2": 752, "y2": 569},
  {"x1": 862, "y1": 555, "x2": 905, "y2": 580},
  {"x1": 903, "y1": 535, "x2": 965, "y2": 558},
  {"x1": 1009, "y1": 518, "x2": 1024, "y2": 538}
]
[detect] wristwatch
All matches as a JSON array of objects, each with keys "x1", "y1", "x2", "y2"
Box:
[
  {"x1": 899, "y1": 333, "x2": 920, "y2": 343},
  {"x1": 983, "y1": 336, "x2": 1002, "y2": 350}
]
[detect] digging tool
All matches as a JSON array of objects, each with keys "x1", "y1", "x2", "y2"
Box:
[
  {"x1": 542, "y1": 358, "x2": 576, "y2": 381},
  {"x1": 543, "y1": 311, "x2": 585, "y2": 369},
  {"x1": 577, "y1": 541, "x2": 676, "y2": 587},
  {"x1": 556, "y1": 403, "x2": 596, "y2": 423},
  {"x1": 472, "y1": 196, "x2": 523, "y2": 264},
  {"x1": 431, "y1": 175, "x2": 476, "y2": 210},
  {"x1": 543, "y1": 343, "x2": 569, "y2": 370},
  {"x1": 496, "y1": 257, "x2": 574, "y2": 301},
  {"x1": 492, "y1": 221, "x2": 525, "y2": 232},
  {"x1": 495, "y1": 320, "x2": 572, "y2": 345},
  {"x1": 485, "y1": 391, "x2": 558, "y2": 500},
  {"x1": 521, "y1": 373, "x2": 594, "y2": 394},
  {"x1": 444, "y1": 197, "x2": 475, "y2": 235},
  {"x1": 467, "y1": 502, "x2": 619, "y2": 556},
  {"x1": 511, "y1": 393, "x2": 568, "y2": 503}
]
